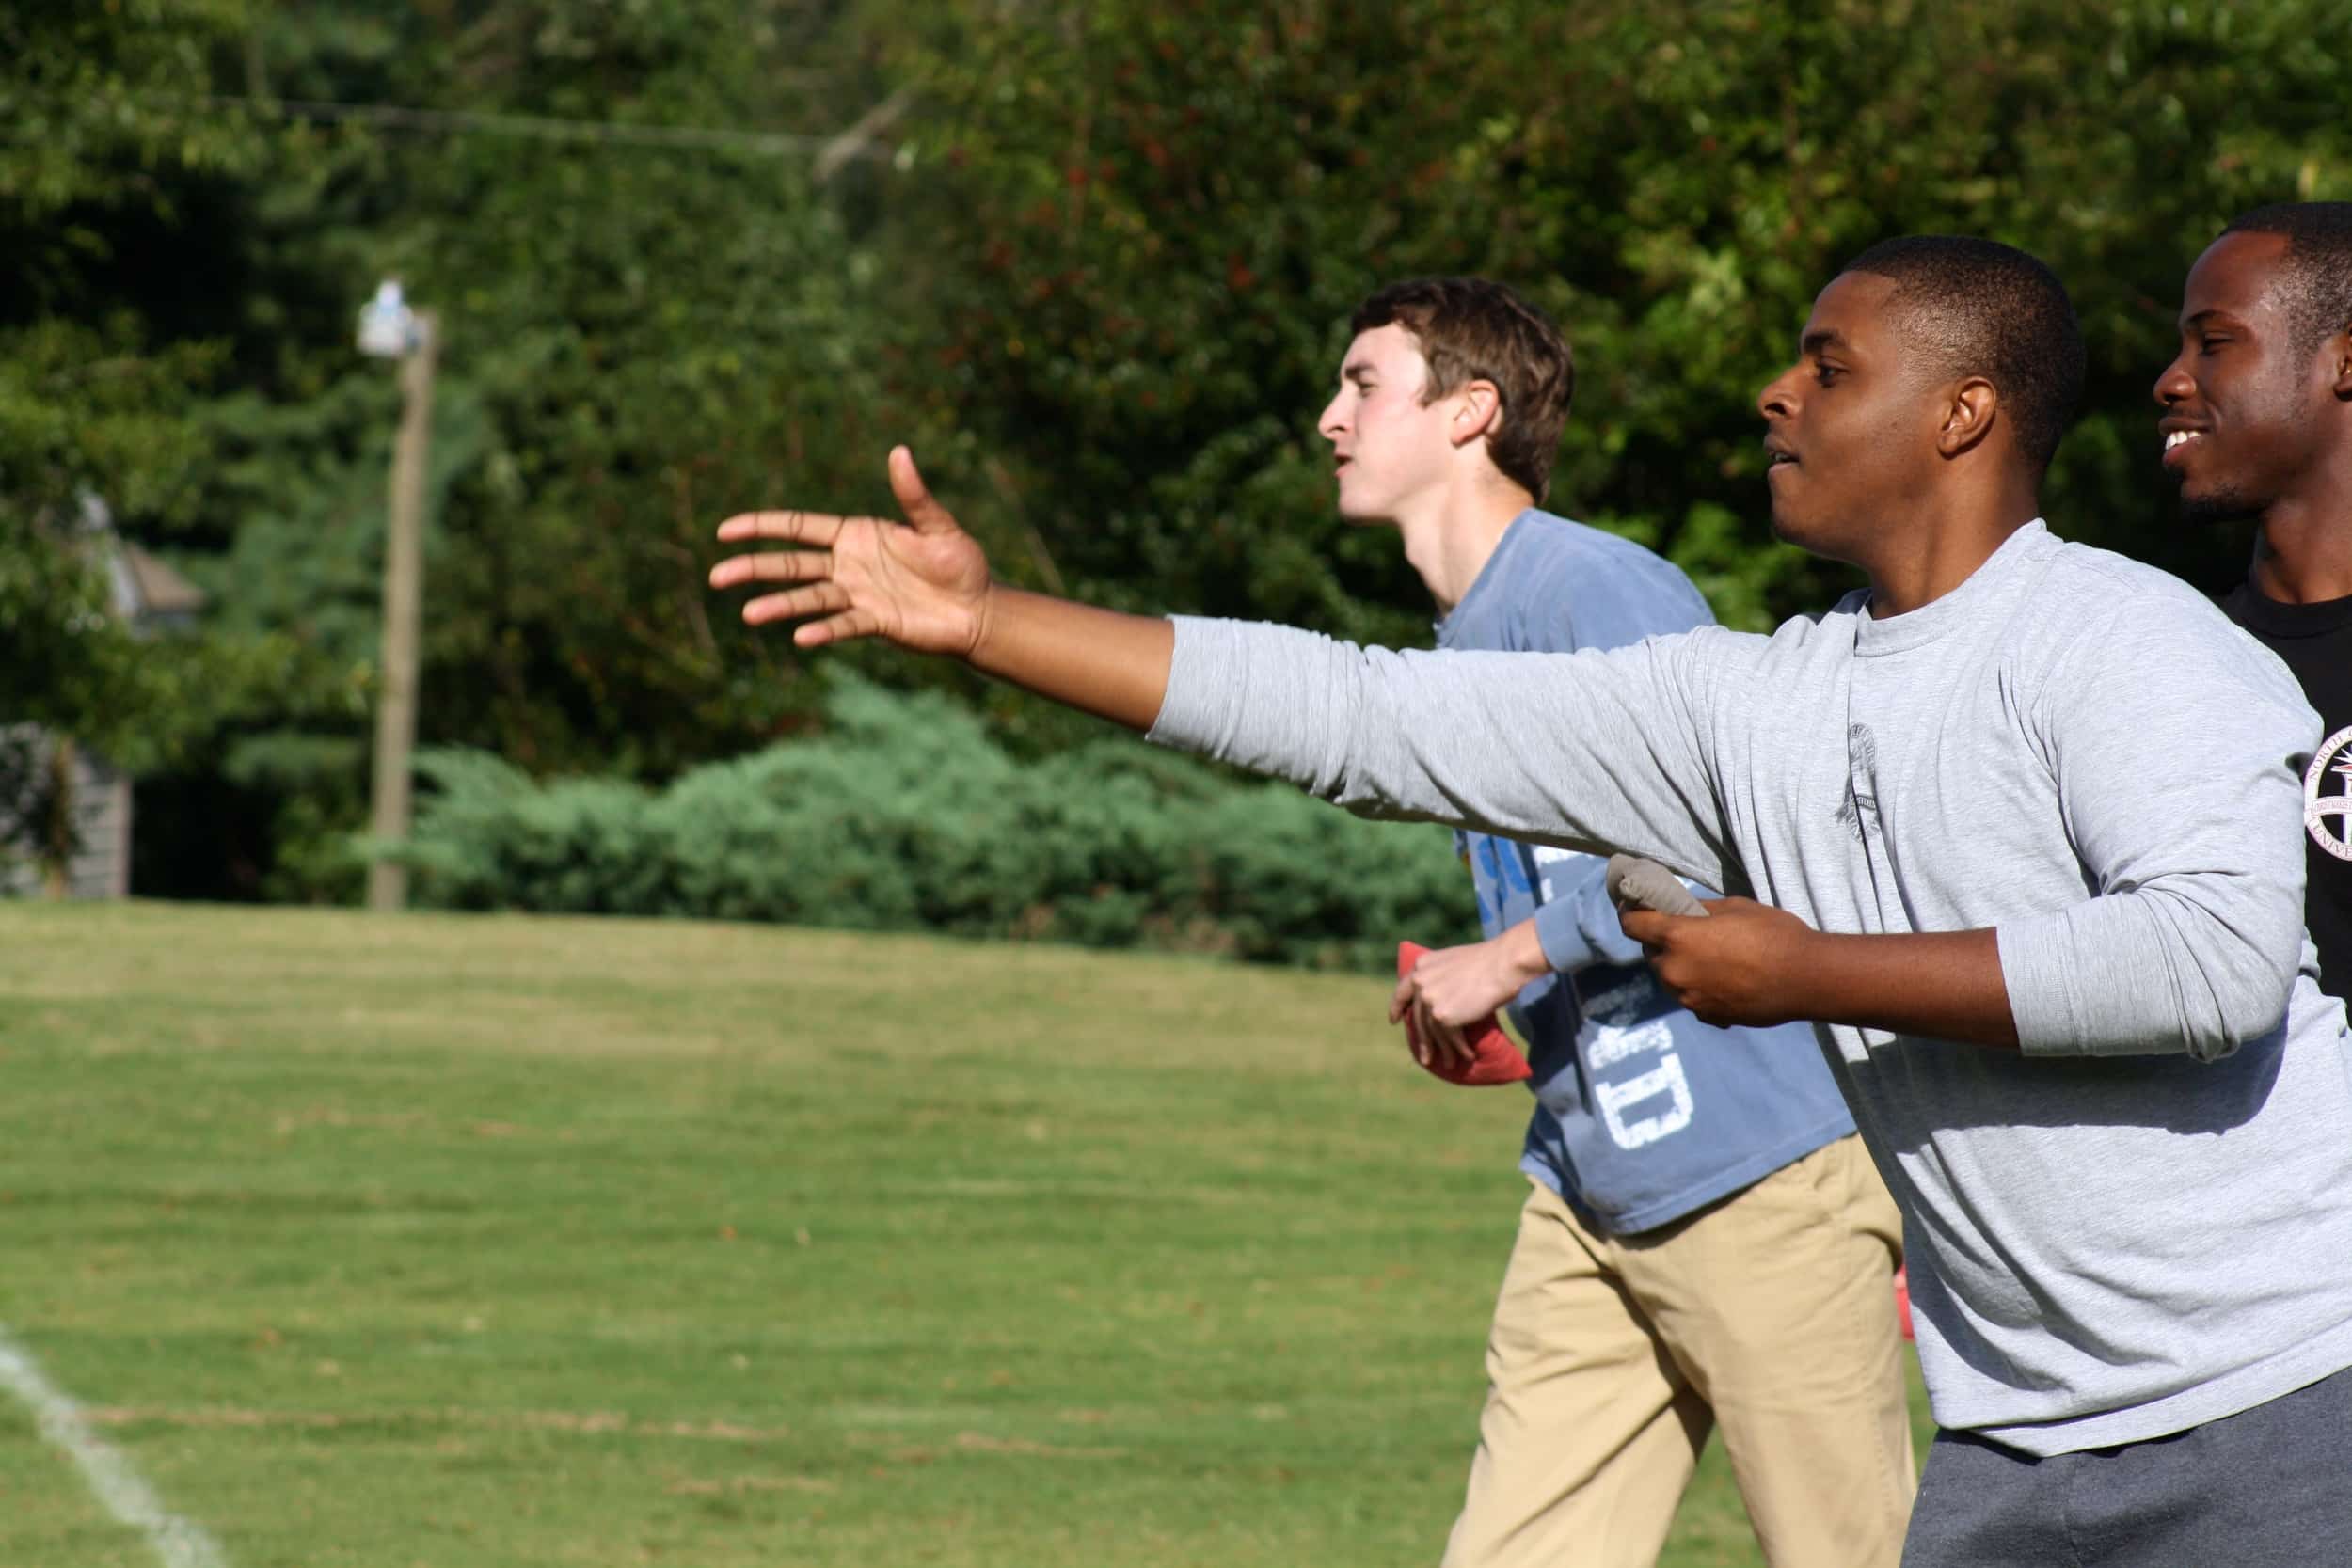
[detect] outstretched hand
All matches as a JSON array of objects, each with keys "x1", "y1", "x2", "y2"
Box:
[{"x1": 708, "y1": 446, "x2": 993, "y2": 655}]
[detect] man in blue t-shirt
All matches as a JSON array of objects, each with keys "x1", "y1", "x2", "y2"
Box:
[{"x1": 1327, "y1": 279, "x2": 1912, "y2": 1567}]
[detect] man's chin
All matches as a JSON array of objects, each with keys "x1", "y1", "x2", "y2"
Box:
[
  {"x1": 2175, "y1": 481, "x2": 2261, "y2": 527},
  {"x1": 1768, "y1": 509, "x2": 1867, "y2": 570},
  {"x1": 1767, "y1": 508, "x2": 1824, "y2": 553}
]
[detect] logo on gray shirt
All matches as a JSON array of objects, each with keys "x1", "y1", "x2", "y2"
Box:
[
  {"x1": 2310, "y1": 726, "x2": 2352, "y2": 863},
  {"x1": 1838, "y1": 722, "x2": 1883, "y2": 838}
]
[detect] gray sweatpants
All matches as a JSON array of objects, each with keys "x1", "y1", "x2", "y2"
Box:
[{"x1": 1902, "y1": 1366, "x2": 2352, "y2": 1567}]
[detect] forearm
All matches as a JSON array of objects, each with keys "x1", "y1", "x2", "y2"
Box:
[
  {"x1": 969, "y1": 587, "x2": 1172, "y2": 732},
  {"x1": 1489, "y1": 918, "x2": 1552, "y2": 987},
  {"x1": 1795, "y1": 928, "x2": 2018, "y2": 1049}
]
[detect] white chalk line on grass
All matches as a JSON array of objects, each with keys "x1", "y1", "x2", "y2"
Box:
[{"x1": 0, "y1": 1325, "x2": 229, "y2": 1568}]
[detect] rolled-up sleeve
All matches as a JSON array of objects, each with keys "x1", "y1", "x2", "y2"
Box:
[
  {"x1": 1999, "y1": 606, "x2": 2319, "y2": 1060},
  {"x1": 1530, "y1": 853, "x2": 1724, "y2": 973}
]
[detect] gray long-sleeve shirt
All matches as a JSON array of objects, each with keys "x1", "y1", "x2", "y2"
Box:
[{"x1": 1148, "y1": 520, "x2": 2352, "y2": 1456}]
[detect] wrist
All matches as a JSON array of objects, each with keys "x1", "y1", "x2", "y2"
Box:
[
  {"x1": 964, "y1": 579, "x2": 1006, "y2": 664},
  {"x1": 1500, "y1": 919, "x2": 1553, "y2": 985},
  {"x1": 1775, "y1": 924, "x2": 1837, "y2": 1020}
]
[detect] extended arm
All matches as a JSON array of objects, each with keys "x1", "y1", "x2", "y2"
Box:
[{"x1": 713, "y1": 450, "x2": 1740, "y2": 884}]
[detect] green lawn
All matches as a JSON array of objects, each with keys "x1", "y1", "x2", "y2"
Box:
[{"x1": 0, "y1": 902, "x2": 1929, "y2": 1566}]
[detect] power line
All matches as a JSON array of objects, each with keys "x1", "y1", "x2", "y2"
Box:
[{"x1": 182, "y1": 93, "x2": 897, "y2": 162}]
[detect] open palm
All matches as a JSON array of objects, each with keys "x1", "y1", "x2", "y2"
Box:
[{"x1": 708, "y1": 446, "x2": 992, "y2": 654}]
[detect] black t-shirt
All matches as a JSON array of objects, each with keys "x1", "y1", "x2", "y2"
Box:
[{"x1": 2223, "y1": 582, "x2": 2352, "y2": 1005}]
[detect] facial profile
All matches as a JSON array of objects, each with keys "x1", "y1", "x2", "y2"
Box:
[
  {"x1": 1316, "y1": 323, "x2": 1460, "y2": 524},
  {"x1": 2156, "y1": 224, "x2": 2352, "y2": 525},
  {"x1": 1756, "y1": 237, "x2": 2083, "y2": 570},
  {"x1": 1753, "y1": 271, "x2": 1942, "y2": 563},
  {"x1": 1323, "y1": 277, "x2": 1574, "y2": 526}
]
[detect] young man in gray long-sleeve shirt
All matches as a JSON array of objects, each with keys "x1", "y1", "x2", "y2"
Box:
[{"x1": 713, "y1": 236, "x2": 2352, "y2": 1563}]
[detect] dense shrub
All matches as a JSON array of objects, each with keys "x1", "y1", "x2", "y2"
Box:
[{"x1": 397, "y1": 678, "x2": 1479, "y2": 972}]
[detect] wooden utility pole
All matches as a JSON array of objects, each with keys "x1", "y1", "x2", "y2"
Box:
[
  {"x1": 40, "y1": 736, "x2": 73, "y2": 901},
  {"x1": 367, "y1": 312, "x2": 437, "y2": 911}
]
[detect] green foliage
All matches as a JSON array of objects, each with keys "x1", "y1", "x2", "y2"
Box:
[
  {"x1": 0, "y1": 0, "x2": 257, "y2": 214},
  {"x1": 897, "y1": 0, "x2": 2352, "y2": 624},
  {"x1": 113, "y1": 1, "x2": 933, "y2": 897},
  {"x1": 0, "y1": 0, "x2": 259, "y2": 635},
  {"x1": 0, "y1": 0, "x2": 272, "y2": 878},
  {"x1": 396, "y1": 676, "x2": 1475, "y2": 971},
  {"x1": 20, "y1": 0, "x2": 2352, "y2": 899}
]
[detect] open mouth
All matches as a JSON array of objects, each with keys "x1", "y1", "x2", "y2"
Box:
[{"x1": 2159, "y1": 414, "x2": 2210, "y2": 460}]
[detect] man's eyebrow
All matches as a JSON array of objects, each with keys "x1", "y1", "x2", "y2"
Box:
[
  {"x1": 1801, "y1": 328, "x2": 1849, "y2": 357},
  {"x1": 1342, "y1": 359, "x2": 1377, "y2": 384},
  {"x1": 2180, "y1": 308, "x2": 2236, "y2": 331}
]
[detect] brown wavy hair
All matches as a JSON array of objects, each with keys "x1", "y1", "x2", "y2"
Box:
[{"x1": 1350, "y1": 277, "x2": 1574, "y2": 503}]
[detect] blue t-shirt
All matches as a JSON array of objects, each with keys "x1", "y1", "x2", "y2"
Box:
[{"x1": 1438, "y1": 511, "x2": 1852, "y2": 1233}]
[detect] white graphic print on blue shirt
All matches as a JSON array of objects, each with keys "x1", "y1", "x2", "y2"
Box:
[{"x1": 1465, "y1": 834, "x2": 1694, "y2": 1152}]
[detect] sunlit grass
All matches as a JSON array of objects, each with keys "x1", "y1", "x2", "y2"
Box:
[{"x1": 0, "y1": 901, "x2": 1925, "y2": 1566}]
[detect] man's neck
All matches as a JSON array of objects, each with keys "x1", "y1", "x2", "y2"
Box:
[
  {"x1": 1860, "y1": 477, "x2": 2041, "y2": 619},
  {"x1": 1391, "y1": 481, "x2": 1534, "y2": 612},
  {"x1": 2250, "y1": 490, "x2": 2352, "y2": 604}
]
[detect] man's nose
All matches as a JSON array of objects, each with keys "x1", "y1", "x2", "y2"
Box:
[{"x1": 2152, "y1": 355, "x2": 2195, "y2": 407}]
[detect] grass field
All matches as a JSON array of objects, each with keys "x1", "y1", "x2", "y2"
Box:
[{"x1": 0, "y1": 902, "x2": 1930, "y2": 1566}]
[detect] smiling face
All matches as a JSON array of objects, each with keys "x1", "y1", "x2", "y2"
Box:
[
  {"x1": 2155, "y1": 230, "x2": 2343, "y2": 523},
  {"x1": 1753, "y1": 271, "x2": 1947, "y2": 565},
  {"x1": 1316, "y1": 325, "x2": 1464, "y2": 524}
]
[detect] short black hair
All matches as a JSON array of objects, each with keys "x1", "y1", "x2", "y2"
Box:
[
  {"x1": 1351, "y1": 277, "x2": 1574, "y2": 503},
  {"x1": 2220, "y1": 202, "x2": 2352, "y2": 356},
  {"x1": 1838, "y1": 235, "x2": 2085, "y2": 476}
]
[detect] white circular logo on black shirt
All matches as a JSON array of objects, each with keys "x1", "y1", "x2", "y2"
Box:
[{"x1": 2310, "y1": 725, "x2": 2352, "y2": 863}]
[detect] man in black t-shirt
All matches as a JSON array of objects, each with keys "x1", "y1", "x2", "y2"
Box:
[{"x1": 2159, "y1": 203, "x2": 2352, "y2": 999}]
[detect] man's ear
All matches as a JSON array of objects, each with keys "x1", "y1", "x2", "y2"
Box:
[
  {"x1": 1937, "y1": 375, "x2": 1998, "y2": 459},
  {"x1": 1450, "y1": 379, "x2": 1503, "y2": 450},
  {"x1": 2328, "y1": 326, "x2": 2352, "y2": 401}
]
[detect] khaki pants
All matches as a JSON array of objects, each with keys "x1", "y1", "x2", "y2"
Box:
[{"x1": 1443, "y1": 1135, "x2": 1915, "y2": 1568}]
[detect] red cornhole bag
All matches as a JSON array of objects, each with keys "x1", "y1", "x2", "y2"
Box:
[{"x1": 1398, "y1": 942, "x2": 1534, "y2": 1086}]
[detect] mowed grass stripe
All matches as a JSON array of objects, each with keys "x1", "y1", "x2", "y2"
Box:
[{"x1": 0, "y1": 902, "x2": 1926, "y2": 1566}]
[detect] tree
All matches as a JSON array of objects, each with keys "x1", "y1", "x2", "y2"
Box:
[
  {"x1": 34, "y1": 1, "x2": 2352, "y2": 900},
  {"x1": 891, "y1": 0, "x2": 2352, "y2": 644},
  {"x1": 141, "y1": 0, "x2": 922, "y2": 895},
  {"x1": 0, "y1": 0, "x2": 264, "y2": 884}
]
